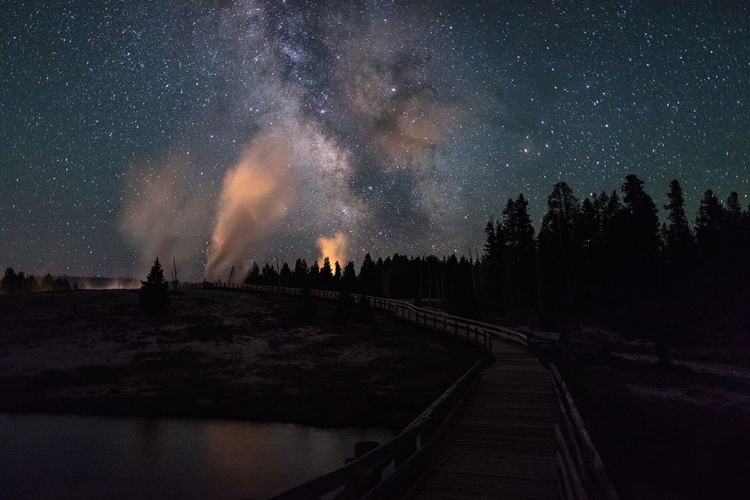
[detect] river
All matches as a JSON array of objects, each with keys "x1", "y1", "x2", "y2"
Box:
[{"x1": 0, "y1": 413, "x2": 394, "y2": 500}]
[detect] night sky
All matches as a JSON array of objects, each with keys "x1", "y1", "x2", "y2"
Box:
[{"x1": 1, "y1": 0, "x2": 748, "y2": 280}]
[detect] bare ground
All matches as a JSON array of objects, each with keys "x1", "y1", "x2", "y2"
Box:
[
  {"x1": 532, "y1": 327, "x2": 750, "y2": 500},
  {"x1": 0, "y1": 289, "x2": 487, "y2": 430}
]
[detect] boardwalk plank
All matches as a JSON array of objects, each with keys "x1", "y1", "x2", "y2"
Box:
[{"x1": 408, "y1": 343, "x2": 562, "y2": 500}]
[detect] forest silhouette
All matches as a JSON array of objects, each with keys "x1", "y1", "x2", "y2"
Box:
[
  {"x1": 4, "y1": 174, "x2": 748, "y2": 363},
  {"x1": 239, "y1": 175, "x2": 749, "y2": 364}
]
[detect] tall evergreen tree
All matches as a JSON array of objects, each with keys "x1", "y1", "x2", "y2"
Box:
[
  {"x1": 292, "y1": 258, "x2": 308, "y2": 287},
  {"x1": 1, "y1": 268, "x2": 17, "y2": 293},
  {"x1": 244, "y1": 262, "x2": 261, "y2": 284},
  {"x1": 602, "y1": 189, "x2": 623, "y2": 237},
  {"x1": 139, "y1": 257, "x2": 169, "y2": 313},
  {"x1": 483, "y1": 218, "x2": 504, "y2": 295},
  {"x1": 342, "y1": 261, "x2": 357, "y2": 292},
  {"x1": 501, "y1": 194, "x2": 537, "y2": 311},
  {"x1": 725, "y1": 191, "x2": 744, "y2": 242},
  {"x1": 333, "y1": 261, "x2": 342, "y2": 284},
  {"x1": 695, "y1": 189, "x2": 725, "y2": 261},
  {"x1": 539, "y1": 182, "x2": 581, "y2": 321},
  {"x1": 280, "y1": 262, "x2": 292, "y2": 286},
  {"x1": 24, "y1": 274, "x2": 39, "y2": 292},
  {"x1": 309, "y1": 260, "x2": 321, "y2": 289},
  {"x1": 578, "y1": 197, "x2": 599, "y2": 251},
  {"x1": 663, "y1": 179, "x2": 694, "y2": 266},
  {"x1": 621, "y1": 174, "x2": 661, "y2": 286},
  {"x1": 358, "y1": 253, "x2": 379, "y2": 295},
  {"x1": 320, "y1": 257, "x2": 333, "y2": 290},
  {"x1": 41, "y1": 273, "x2": 55, "y2": 291}
]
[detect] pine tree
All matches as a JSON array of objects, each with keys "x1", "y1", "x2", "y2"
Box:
[
  {"x1": 309, "y1": 260, "x2": 320, "y2": 289},
  {"x1": 577, "y1": 197, "x2": 601, "y2": 307},
  {"x1": 695, "y1": 189, "x2": 725, "y2": 260},
  {"x1": 320, "y1": 257, "x2": 333, "y2": 290},
  {"x1": 602, "y1": 189, "x2": 623, "y2": 238},
  {"x1": 139, "y1": 257, "x2": 169, "y2": 313},
  {"x1": 358, "y1": 253, "x2": 378, "y2": 295},
  {"x1": 725, "y1": 191, "x2": 744, "y2": 243},
  {"x1": 25, "y1": 274, "x2": 39, "y2": 292},
  {"x1": 333, "y1": 261, "x2": 342, "y2": 284},
  {"x1": 41, "y1": 273, "x2": 55, "y2": 291},
  {"x1": 292, "y1": 258, "x2": 308, "y2": 287},
  {"x1": 619, "y1": 175, "x2": 670, "y2": 364},
  {"x1": 280, "y1": 262, "x2": 292, "y2": 287},
  {"x1": 501, "y1": 194, "x2": 537, "y2": 311},
  {"x1": 539, "y1": 182, "x2": 581, "y2": 321},
  {"x1": 1, "y1": 268, "x2": 17, "y2": 293},
  {"x1": 342, "y1": 261, "x2": 357, "y2": 292},
  {"x1": 482, "y1": 218, "x2": 504, "y2": 295},
  {"x1": 663, "y1": 179, "x2": 693, "y2": 265},
  {"x1": 261, "y1": 263, "x2": 278, "y2": 285},
  {"x1": 244, "y1": 262, "x2": 261, "y2": 284},
  {"x1": 621, "y1": 174, "x2": 661, "y2": 281}
]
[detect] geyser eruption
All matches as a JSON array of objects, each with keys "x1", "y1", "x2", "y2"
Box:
[
  {"x1": 317, "y1": 232, "x2": 348, "y2": 268},
  {"x1": 205, "y1": 130, "x2": 297, "y2": 279},
  {"x1": 121, "y1": 158, "x2": 214, "y2": 279}
]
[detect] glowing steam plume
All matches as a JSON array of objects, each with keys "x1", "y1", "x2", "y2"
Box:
[
  {"x1": 121, "y1": 158, "x2": 214, "y2": 279},
  {"x1": 317, "y1": 232, "x2": 347, "y2": 268},
  {"x1": 205, "y1": 130, "x2": 297, "y2": 279}
]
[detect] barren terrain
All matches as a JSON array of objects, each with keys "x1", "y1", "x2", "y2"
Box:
[
  {"x1": 0, "y1": 289, "x2": 486, "y2": 429},
  {"x1": 532, "y1": 327, "x2": 750, "y2": 500}
]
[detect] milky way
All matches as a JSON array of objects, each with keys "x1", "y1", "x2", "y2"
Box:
[{"x1": 1, "y1": 0, "x2": 748, "y2": 279}]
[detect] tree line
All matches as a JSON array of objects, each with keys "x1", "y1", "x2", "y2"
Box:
[
  {"x1": 1, "y1": 269, "x2": 73, "y2": 293},
  {"x1": 4, "y1": 173, "x2": 747, "y2": 358},
  {"x1": 481, "y1": 175, "x2": 749, "y2": 361},
  {"x1": 234, "y1": 174, "x2": 748, "y2": 362},
  {"x1": 240, "y1": 252, "x2": 481, "y2": 314}
]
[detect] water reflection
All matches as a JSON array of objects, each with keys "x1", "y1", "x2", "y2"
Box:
[{"x1": 0, "y1": 414, "x2": 393, "y2": 500}]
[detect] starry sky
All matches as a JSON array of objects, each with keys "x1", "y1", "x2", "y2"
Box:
[{"x1": 1, "y1": 0, "x2": 748, "y2": 280}]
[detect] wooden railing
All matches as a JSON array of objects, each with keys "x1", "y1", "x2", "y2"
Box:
[
  {"x1": 268, "y1": 360, "x2": 486, "y2": 500},
  {"x1": 181, "y1": 282, "x2": 617, "y2": 500},
  {"x1": 180, "y1": 281, "x2": 528, "y2": 352},
  {"x1": 550, "y1": 364, "x2": 619, "y2": 500}
]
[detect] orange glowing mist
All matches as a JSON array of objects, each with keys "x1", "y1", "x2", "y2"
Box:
[
  {"x1": 316, "y1": 232, "x2": 347, "y2": 269},
  {"x1": 205, "y1": 130, "x2": 296, "y2": 279},
  {"x1": 121, "y1": 158, "x2": 214, "y2": 278}
]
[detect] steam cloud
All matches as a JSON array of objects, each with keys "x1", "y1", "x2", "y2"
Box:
[
  {"x1": 121, "y1": 158, "x2": 214, "y2": 278},
  {"x1": 121, "y1": 1, "x2": 471, "y2": 280},
  {"x1": 205, "y1": 130, "x2": 297, "y2": 279},
  {"x1": 317, "y1": 232, "x2": 348, "y2": 269}
]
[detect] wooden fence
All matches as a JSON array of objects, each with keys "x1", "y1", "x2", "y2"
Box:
[
  {"x1": 181, "y1": 281, "x2": 528, "y2": 352},
  {"x1": 268, "y1": 360, "x2": 486, "y2": 500},
  {"x1": 550, "y1": 363, "x2": 619, "y2": 500},
  {"x1": 181, "y1": 281, "x2": 617, "y2": 500}
]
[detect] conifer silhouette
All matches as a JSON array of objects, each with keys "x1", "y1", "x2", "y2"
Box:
[{"x1": 139, "y1": 257, "x2": 169, "y2": 313}]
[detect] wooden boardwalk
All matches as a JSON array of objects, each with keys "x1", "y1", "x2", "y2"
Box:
[{"x1": 407, "y1": 342, "x2": 562, "y2": 500}]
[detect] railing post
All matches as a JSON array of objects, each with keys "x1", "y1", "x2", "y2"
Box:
[{"x1": 394, "y1": 433, "x2": 418, "y2": 469}]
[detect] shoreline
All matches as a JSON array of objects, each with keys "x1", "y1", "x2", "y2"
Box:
[{"x1": 0, "y1": 289, "x2": 488, "y2": 431}]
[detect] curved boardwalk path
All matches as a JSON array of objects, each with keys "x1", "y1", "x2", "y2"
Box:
[{"x1": 407, "y1": 341, "x2": 562, "y2": 500}]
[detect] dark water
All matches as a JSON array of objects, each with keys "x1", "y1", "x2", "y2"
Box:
[{"x1": 0, "y1": 413, "x2": 393, "y2": 500}]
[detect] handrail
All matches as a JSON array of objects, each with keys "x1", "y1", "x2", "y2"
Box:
[
  {"x1": 179, "y1": 282, "x2": 494, "y2": 498},
  {"x1": 269, "y1": 419, "x2": 429, "y2": 500},
  {"x1": 179, "y1": 282, "x2": 616, "y2": 499},
  {"x1": 550, "y1": 363, "x2": 619, "y2": 500},
  {"x1": 404, "y1": 360, "x2": 485, "y2": 432},
  {"x1": 179, "y1": 281, "x2": 528, "y2": 351},
  {"x1": 267, "y1": 360, "x2": 485, "y2": 500}
]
